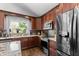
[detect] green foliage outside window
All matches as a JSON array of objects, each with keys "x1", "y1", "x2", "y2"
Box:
[{"x1": 18, "y1": 22, "x2": 27, "y2": 33}]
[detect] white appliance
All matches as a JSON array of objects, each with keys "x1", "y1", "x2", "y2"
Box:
[
  {"x1": 9, "y1": 41, "x2": 22, "y2": 56},
  {"x1": 0, "y1": 40, "x2": 21, "y2": 56}
]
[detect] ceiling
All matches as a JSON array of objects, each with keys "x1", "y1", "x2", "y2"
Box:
[
  {"x1": 14, "y1": 3, "x2": 59, "y2": 17},
  {"x1": 0, "y1": 3, "x2": 59, "y2": 17}
]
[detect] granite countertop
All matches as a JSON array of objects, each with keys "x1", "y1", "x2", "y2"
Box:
[
  {"x1": 0, "y1": 35, "x2": 56, "y2": 42},
  {"x1": 0, "y1": 35, "x2": 39, "y2": 40},
  {"x1": 48, "y1": 35, "x2": 56, "y2": 41},
  {"x1": 48, "y1": 38, "x2": 56, "y2": 41}
]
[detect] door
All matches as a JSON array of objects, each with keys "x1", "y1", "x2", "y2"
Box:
[
  {"x1": 21, "y1": 38, "x2": 29, "y2": 49},
  {"x1": 29, "y1": 37, "x2": 41, "y2": 47},
  {"x1": 56, "y1": 13, "x2": 62, "y2": 51},
  {"x1": 29, "y1": 37, "x2": 35, "y2": 47},
  {"x1": 56, "y1": 9, "x2": 74, "y2": 56},
  {"x1": 73, "y1": 8, "x2": 79, "y2": 56}
]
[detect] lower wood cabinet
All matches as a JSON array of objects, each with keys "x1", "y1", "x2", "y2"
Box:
[
  {"x1": 21, "y1": 38, "x2": 29, "y2": 49},
  {"x1": 30, "y1": 36, "x2": 41, "y2": 47},
  {"x1": 49, "y1": 40, "x2": 57, "y2": 56},
  {"x1": 20, "y1": 36, "x2": 41, "y2": 50},
  {"x1": 29, "y1": 37, "x2": 35, "y2": 48}
]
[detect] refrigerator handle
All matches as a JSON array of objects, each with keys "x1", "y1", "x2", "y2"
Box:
[
  {"x1": 72, "y1": 10, "x2": 78, "y2": 53},
  {"x1": 59, "y1": 32, "x2": 69, "y2": 38},
  {"x1": 70, "y1": 9, "x2": 74, "y2": 55},
  {"x1": 70, "y1": 37, "x2": 74, "y2": 51},
  {"x1": 74, "y1": 13, "x2": 78, "y2": 52}
]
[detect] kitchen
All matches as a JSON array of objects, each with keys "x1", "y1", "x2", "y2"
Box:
[
  {"x1": 0, "y1": 3, "x2": 79, "y2": 56},
  {"x1": 0, "y1": 3, "x2": 57, "y2": 56}
]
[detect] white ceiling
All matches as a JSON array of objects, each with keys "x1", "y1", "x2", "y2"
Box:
[{"x1": 0, "y1": 3, "x2": 59, "y2": 17}]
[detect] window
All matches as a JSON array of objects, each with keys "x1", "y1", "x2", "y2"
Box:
[{"x1": 4, "y1": 16, "x2": 31, "y2": 35}]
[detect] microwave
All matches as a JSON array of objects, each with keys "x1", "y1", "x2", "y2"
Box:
[{"x1": 43, "y1": 21, "x2": 54, "y2": 30}]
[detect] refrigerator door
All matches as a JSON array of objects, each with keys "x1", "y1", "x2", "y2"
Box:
[
  {"x1": 56, "y1": 9, "x2": 74, "y2": 56},
  {"x1": 73, "y1": 8, "x2": 79, "y2": 56},
  {"x1": 56, "y1": 13, "x2": 63, "y2": 51}
]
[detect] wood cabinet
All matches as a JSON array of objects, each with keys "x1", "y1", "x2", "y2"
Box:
[
  {"x1": 41, "y1": 3, "x2": 78, "y2": 30},
  {"x1": 29, "y1": 36, "x2": 41, "y2": 48},
  {"x1": 20, "y1": 37, "x2": 29, "y2": 49},
  {"x1": 56, "y1": 4, "x2": 63, "y2": 15},
  {"x1": 41, "y1": 5, "x2": 57, "y2": 29},
  {"x1": 0, "y1": 11, "x2": 5, "y2": 31},
  {"x1": 33, "y1": 36, "x2": 41, "y2": 46},
  {"x1": 30, "y1": 17, "x2": 36, "y2": 29},
  {"x1": 35, "y1": 18, "x2": 42, "y2": 30},
  {"x1": 20, "y1": 36, "x2": 41, "y2": 49},
  {"x1": 49, "y1": 40, "x2": 57, "y2": 56},
  {"x1": 63, "y1": 3, "x2": 76, "y2": 12},
  {"x1": 29, "y1": 37, "x2": 35, "y2": 47}
]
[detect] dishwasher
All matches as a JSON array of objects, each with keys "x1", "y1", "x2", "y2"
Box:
[{"x1": 0, "y1": 40, "x2": 21, "y2": 56}]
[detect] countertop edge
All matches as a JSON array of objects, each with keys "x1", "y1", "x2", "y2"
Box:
[{"x1": 0, "y1": 35, "x2": 39, "y2": 40}]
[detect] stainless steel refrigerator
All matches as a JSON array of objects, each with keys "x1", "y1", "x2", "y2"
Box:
[{"x1": 56, "y1": 8, "x2": 79, "y2": 56}]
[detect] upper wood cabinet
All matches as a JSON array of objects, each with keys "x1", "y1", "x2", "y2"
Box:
[
  {"x1": 35, "y1": 18, "x2": 42, "y2": 30},
  {"x1": 56, "y1": 4, "x2": 63, "y2": 15},
  {"x1": 64, "y1": 4, "x2": 76, "y2": 12},
  {"x1": 63, "y1": 3, "x2": 76, "y2": 12},
  {"x1": 49, "y1": 12, "x2": 53, "y2": 20},
  {"x1": 41, "y1": 3, "x2": 78, "y2": 27},
  {"x1": 0, "y1": 11, "x2": 5, "y2": 31},
  {"x1": 56, "y1": 4, "x2": 76, "y2": 15},
  {"x1": 30, "y1": 17, "x2": 36, "y2": 30}
]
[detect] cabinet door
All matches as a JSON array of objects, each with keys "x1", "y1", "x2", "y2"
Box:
[
  {"x1": 29, "y1": 37, "x2": 41, "y2": 48},
  {"x1": 21, "y1": 38, "x2": 29, "y2": 49},
  {"x1": 63, "y1": 3, "x2": 76, "y2": 12},
  {"x1": 49, "y1": 40, "x2": 57, "y2": 56},
  {"x1": 30, "y1": 17, "x2": 36, "y2": 29},
  {"x1": 29, "y1": 37, "x2": 35, "y2": 48},
  {"x1": 36, "y1": 18, "x2": 42, "y2": 30},
  {"x1": 0, "y1": 11, "x2": 4, "y2": 30},
  {"x1": 33, "y1": 37, "x2": 41, "y2": 46}
]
